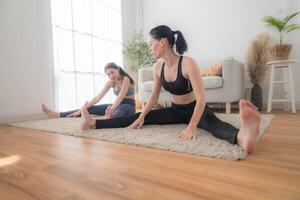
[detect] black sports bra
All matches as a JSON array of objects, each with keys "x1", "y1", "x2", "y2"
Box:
[{"x1": 160, "y1": 56, "x2": 193, "y2": 95}]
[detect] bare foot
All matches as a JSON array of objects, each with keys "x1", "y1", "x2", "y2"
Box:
[
  {"x1": 104, "y1": 106, "x2": 112, "y2": 119},
  {"x1": 237, "y1": 99, "x2": 261, "y2": 153},
  {"x1": 41, "y1": 104, "x2": 59, "y2": 118},
  {"x1": 80, "y1": 101, "x2": 96, "y2": 130}
]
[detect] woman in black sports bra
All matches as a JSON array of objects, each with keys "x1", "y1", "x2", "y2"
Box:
[{"x1": 80, "y1": 25, "x2": 261, "y2": 153}]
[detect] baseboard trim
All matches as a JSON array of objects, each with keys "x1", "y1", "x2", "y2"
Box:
[
  {"x1": 0, "y1": 113, "x2": 46, "y2": 124},
  {"x1": 208, "y1": 101, "x2": 300, "y2": 111},
  {"x1": 262, "y1": 101, "x2": 300, "y2": 111}
]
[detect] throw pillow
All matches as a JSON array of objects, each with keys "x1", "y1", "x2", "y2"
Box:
[{"x1": 201, "y1": 61, "x2": 223, "y2": 76}]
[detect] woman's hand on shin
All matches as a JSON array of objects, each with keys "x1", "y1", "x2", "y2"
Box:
[
  {"x1": 104, "y1": 106, "x2": 113, "y2": 119},
  {"x1": 67, "y1": 110, "x2": 81, "y2": 117}
]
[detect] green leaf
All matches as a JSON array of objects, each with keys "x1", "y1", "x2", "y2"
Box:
[
  {"x1": 263, "y1": 11, "x2": 300, "y2": 43},
  {"x1": 285, "y1": 24, "x2": 300, "y2": 33},
  {"x1": 283, "y1": 11, "x2": 300, "y2": 25},
  {"x1": 122, "y1": 30, "x2": 156, "y2": 71},
  {"x1": 263, "y1": 16, "x2": 284, "y2": 32}
]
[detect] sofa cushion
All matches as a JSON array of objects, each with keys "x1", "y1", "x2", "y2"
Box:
[
  {"x1": 143, "y1": 81, "x2": 153, "y2": 92},
  {"x1": 202, "y1": 76, "x2": 223, "y2": 89},
  {"x1": 143, "y1": 81, "x2": 167, "y2": 92}
]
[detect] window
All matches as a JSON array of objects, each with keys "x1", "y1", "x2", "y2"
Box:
[{"x1": 51, "y1": 0, "x2": 123, "y2": 111}]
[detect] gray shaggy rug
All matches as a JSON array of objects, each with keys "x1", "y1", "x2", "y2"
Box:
[{"x1": 9, "y1": 114, "x2": 273, "y2": 160}]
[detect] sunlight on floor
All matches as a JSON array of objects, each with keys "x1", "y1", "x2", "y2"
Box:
[{"x1": 0, "y1": 155, "x2": 20, "y2": 167}]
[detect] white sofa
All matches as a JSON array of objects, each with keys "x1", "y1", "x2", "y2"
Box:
[{"x1": 138, "y1": 57, "x2": 245, "y2": 113}]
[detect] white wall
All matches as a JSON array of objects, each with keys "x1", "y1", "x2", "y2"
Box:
[
  {"x1": 0, "y1": 0, "x2": 139, "y2": 123},
  {"x1": 122, "y1": 0, "x2": 144, "y2": 84},
  {"x1": 142, "y1": 0, "x2": 300, "y2": 109},
  {"x1": 0, "y1": 0, "x2": 54, "y2": 123},
  {"x1": 0, "y1": 0, "x2": 298, "y2": 124}
]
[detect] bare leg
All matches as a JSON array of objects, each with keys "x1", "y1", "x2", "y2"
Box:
[
  {"x1": 41, "y1": 104, "x2": 59, "y2": 118},
  {"x1": 237, "y1": 99, "x2": 261, "y2": 153},
  {"x1": 80, "y1": 101, "x2": 96, "y2": 130}
]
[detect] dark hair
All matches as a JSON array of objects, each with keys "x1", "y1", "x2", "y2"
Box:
[
  {"x1": 104, "y1": 62, "x2": 134, "y2": 84},
  {"x1": 149, "y1": 25, "x2": 188, "y2": 55}
]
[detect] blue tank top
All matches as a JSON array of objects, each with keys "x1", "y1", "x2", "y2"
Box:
[{"x1": 113, "y1": 87, "x2": 135, "y2": 96}]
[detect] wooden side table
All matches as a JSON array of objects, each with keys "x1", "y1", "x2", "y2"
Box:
[{"x1": 267, "y1": 60, "x2": 297, "y2": 113}]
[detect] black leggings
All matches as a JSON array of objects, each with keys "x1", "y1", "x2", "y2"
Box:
[{"x1": 95, "y1": 101, "x2": 239, "y2": 144}]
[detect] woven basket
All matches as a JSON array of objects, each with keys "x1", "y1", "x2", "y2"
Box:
[{"x1": 268, "y1": 44, "x2": 292, "y2": 61}]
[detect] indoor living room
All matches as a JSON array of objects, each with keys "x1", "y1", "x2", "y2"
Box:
[{"x1": 0, "y1": 0, "x2": 299, "y2": 199}]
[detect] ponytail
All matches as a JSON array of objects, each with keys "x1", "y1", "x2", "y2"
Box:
[{"x1": 173, "y1": 30, "x2": 188, "y2": 55}]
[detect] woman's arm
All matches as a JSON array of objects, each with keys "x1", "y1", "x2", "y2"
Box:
[
  {"x1": 139, "y1": 63, "x2": 162, "y2": 118},
  {"x1": 179, "y1": 57, "x2": 206, "y2": 139},
  {"x1": 129, "y1": 62, "x2": 162, "y2": 128},
  {"x1": 187, "y1": 58, "x2": 206, "y2": 127},
  {"x1": 67, "y1": 80, "x2": 112, "y2": 117},
  {"x1": 88, "y1": 80, "x2": 113, "y2": 107},
  {"x1": 108, "y1": 76, "x2": 131, "y2": 113}
]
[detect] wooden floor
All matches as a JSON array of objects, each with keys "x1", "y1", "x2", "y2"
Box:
[{"x1": 0, "y1": 111, "x2": 299, "y2": 200}]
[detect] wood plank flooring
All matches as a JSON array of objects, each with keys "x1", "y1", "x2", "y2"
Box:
[{"x1": 0, "y1": 112, "x2": 299, "y2": 200}]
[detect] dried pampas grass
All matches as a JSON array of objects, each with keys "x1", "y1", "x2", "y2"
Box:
[{"x1": 246, "y1": 32, "x2": 271, "y2": 85}]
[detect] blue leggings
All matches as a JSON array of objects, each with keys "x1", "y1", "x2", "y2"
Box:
[{"x1": 60, "y1": 99, "x2": 136, "y2": 118}]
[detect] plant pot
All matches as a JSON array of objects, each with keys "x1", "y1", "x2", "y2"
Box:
[
  {"x1": 251, "y1": 84, "x2": 263, "y2": 111},
  {"x1": 134, "y1": 93, "x2": 142, "y2": 109},
  {"x1": 268, "y1": 44, "x2": 292, "y2": 61}
]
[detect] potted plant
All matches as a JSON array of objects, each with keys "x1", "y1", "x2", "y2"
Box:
[
  {"x1": 263, "y1": 11, "x2": 300, "y2": 60},
  {"x1": 122, "y1": 31, "x2": 156, "y2": 109},
  {"x1": 122, "y1": 31, "x2": 156, "y2": 72},
  {"x1": 246, "y1": 32, "x2": 271, "y2": 110}
]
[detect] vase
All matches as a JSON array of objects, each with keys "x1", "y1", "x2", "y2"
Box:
[{"x1": 251, "y1": 84, "x2": 263, "y2": 111}]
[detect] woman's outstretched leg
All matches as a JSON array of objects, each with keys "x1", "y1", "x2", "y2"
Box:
[
  {"x1": 88, "y1": 104, "x2": 111, "y2": 116},
  {"x1": 80, "y1": 101, "x2": 184, "y2": 130},
  {"x1": 42, "y1": 104, "x2": 59, "y2": 118},
  {"x1": 80, "y1": 101, "x2": 139, "y2": 130},
  {"x1": 236, "y1": 99, "x2": 261, "y2": 153},
  {"x1": 198, "y1": 100, "x2": 260, "y2": 153}
]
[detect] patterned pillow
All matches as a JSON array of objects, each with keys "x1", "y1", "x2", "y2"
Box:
[{"x1": 201, "y1": 61, "x2": 223, "y2": 76}]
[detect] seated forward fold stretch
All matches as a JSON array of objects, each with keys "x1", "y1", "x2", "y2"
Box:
[
  {"x1": 80, "y1": 25, "x2": 261, "y2": 154},
  {"x1": 42, "y1": 63, "x2": 136, "y2": 119}
]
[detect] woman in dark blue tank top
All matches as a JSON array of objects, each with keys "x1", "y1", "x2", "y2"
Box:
[
  {"x1": 80, "y1": 25, "x2": 261, "y2": 154},
  {"x1": 42, "y1": 63, "x2": 136, "y2": 119}
]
